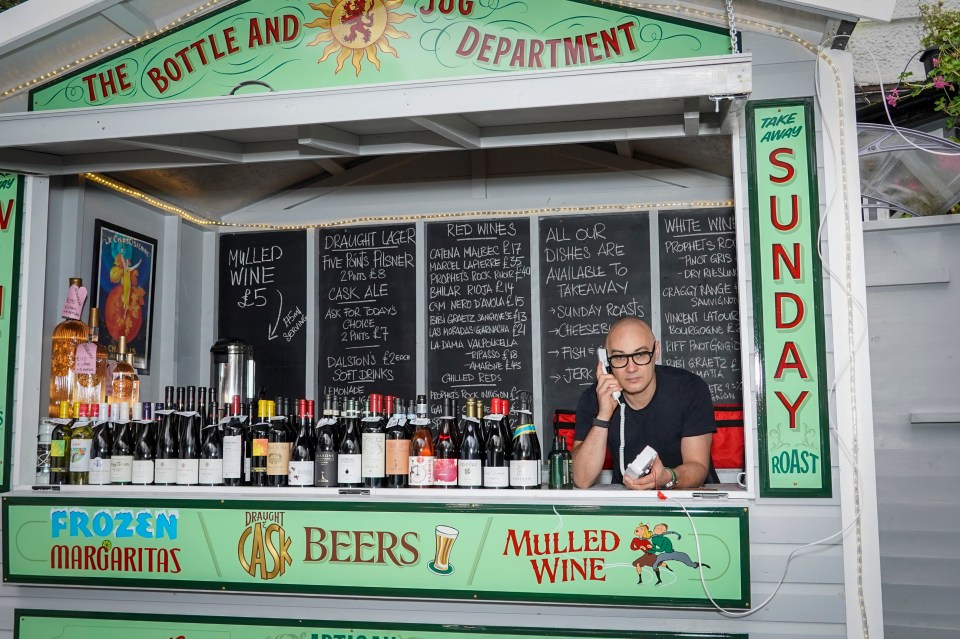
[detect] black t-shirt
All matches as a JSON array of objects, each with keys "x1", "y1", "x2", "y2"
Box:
[{"x1": 574, "y1": 365, "x2": 718, "y2": 484}]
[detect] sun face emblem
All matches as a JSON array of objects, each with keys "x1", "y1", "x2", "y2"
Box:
[{"x1": 306, "y1": 0, "x2": 414, "y2": 76}]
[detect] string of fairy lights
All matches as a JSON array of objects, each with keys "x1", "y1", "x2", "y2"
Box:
[{"x1": 17, "y1": 4, "x2": 870, "y2": 633}]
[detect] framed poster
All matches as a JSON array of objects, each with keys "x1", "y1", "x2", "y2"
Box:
[{"x1": 90, "y1": 220, "x2": 157, "y2": 374}]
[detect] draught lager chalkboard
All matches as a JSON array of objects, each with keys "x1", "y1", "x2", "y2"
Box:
[{"x1": 218, "y1": 230, "x2": 308, "y2": 399}]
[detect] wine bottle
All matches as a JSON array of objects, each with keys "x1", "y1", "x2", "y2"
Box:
[
  {"x1": 109, "y1": 335, "x2": 139, "y2": 407},
  {"x1": 385, "y1": 395, "x2": 410, "y2": 488},
  {"x1": 244, "y1": 401, "x2": 256, "y2": 484},
  {"x1": 69, "y1": 403, "x2": 94, "y2": 485},
  {"x1": 433, "y1": 398, "x2": 459, "y2": 488},
  {"x1": 458, "y1": 397, "x2": 484, "y2": 488},
  {"x1": 250, "y1": 400, "x2": 271, "y2": 487},
  {"x1": 36, "y1": 417, "x2": 54, "y2": 485},
  {"x1": 49, "y1": 278, "x2": 89, "y2": 417},
  {"x1": 222, "y1": 395, "x2": 245, "y2": 487},
  {"x1": 177, "y1": 386, "x2": 200, "y2": 486},
  {"x1": 199, "y1": 405, "x2": 224, "y2": 486},
  {"x1": 154, "y1": 386, "x2": 179, "y2": 486},
  {"x1": 314, "y1": 394, "x2": 338, "y2": 487},
  {"x1": 289, "y1": 399, "x2": 315, "y2": 487},
  {"x1": 337, "y1": 398, "x2": 362, "y2": 488},
  {"x1": 110, "y1": 402, "x2": 134, "y2": 484},
  {"x1": 49, "y1": 401, "x2": 72, "y2": 485},
  {"x1": 548, "y1": 433, "x2": 573, "y2": 490},
  {"x1": 267, "y1": 398, "x2": 290, "y2": 487},
  {"x1": 482, "y1": 397, "x2": 511, "y2": 489},
  {"x1": 73, "y1": 307, "x2": 108, "y2": 406},
  {"x1": 361, "y1": 394, "x2": 385, "y2": 488},
  {"x1": 132, "y1": 403, "x2": 156, "y2": 485},
  {"x1": 88, "y1": 403, "x2": 111, "y2": 485},
  {"x1": 408, "y1": 395, "x2": 434, "y2": 488},
  {"x1": 509, "y1": 393, "x2": 541, "y2": 489}
]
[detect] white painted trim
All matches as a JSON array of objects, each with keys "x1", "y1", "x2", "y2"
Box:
[
  {"x1": 12, "y1": 175, "x2": 49, "y2": 488},
  {"x1": 199, "y1": 229, "x2": 217, "y2": 389},
  {"x1": 757, "y1": 0, "x2": 895, "y2": 22},
  {"x1": 0, "y1": 0, "x2": 125, "y2": 56},
  {"x1": 818, "y1": 49, "x2": 884, "y2": 639},
  {"x1": 157, "y1": 213, "x2": 181, "y2": 386}
]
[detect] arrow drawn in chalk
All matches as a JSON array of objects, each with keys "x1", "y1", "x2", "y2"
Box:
[{"x1": 268, "y1": 290, "x2": 283, "y2": 341}]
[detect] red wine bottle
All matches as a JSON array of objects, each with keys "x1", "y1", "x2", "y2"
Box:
[{"x1": 433, "y1": 398, "x2": 458, "y2": 488}]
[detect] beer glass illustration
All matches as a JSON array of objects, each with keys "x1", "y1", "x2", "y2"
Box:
[{"x1": 428, "y1": 525, "x2": 459, "y2": 575}]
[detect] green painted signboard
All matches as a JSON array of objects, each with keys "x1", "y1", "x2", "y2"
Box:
[
  {"x1": 30, "y1": 0, "x2": 731, "y2": 111},
  {"x1": 15, "y1": 610, "x2": 749, "y2": 639},
  {"x1": 746, "y1": 99, "x2": 831, "y2": 497},
  {"x1": 0, "y1": 173, "x2": 23, "y2": 493},
  {"x1": 4, "y1": 497, "x2": 750, "y2": 608}
]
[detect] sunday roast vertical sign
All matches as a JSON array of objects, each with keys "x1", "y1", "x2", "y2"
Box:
[
  {"x1": 746, "y1": 99, "x2": 831, "y2": 497},
  {"x1": 0, "y1": 173, "x2": 23, "y2": 492}
]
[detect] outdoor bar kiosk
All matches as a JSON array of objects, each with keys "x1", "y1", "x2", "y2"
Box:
[{"x1": 0, "y1": 1, "x2": 889, "y2": 638}]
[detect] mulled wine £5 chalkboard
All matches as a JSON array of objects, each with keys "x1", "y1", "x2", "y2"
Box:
[
  {"x1": 426, "y1": 219, "x2": 533, "y2": 416},
  {"x1": 538, "y1": 213, "x2": 653, "y2": 424},
  {"x1": 218, "y1": 230, "x2": 308, "y2": 399},
  {"x1": 318, "y1": 224, "x2": 418, "y2": 402}
]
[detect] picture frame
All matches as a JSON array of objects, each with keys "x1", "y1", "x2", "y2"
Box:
[{"x1": 90, "y1": 219, "x2": 158, "y2": 374}]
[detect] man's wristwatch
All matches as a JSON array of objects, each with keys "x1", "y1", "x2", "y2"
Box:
[{"x1": 664, "y1": 467, "x2": 679, "y2": 489}]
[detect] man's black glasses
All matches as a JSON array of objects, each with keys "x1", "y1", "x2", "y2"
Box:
[{"x1": 608, "y1": 348, "x2": 656, "y2": 368}]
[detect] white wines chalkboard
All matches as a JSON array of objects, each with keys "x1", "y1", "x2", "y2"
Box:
[{"x1": 426, "y1": 219, "x2": 533, "y2": 416}]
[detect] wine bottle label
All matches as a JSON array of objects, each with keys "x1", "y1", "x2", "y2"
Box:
[
  {"x1": 434, "y1": 458, "x2": 458, "y2": 485},
  {"x1": 154, "y1": 459, "x2": 177, "y2": 483},
  {"x1": 252, "y1": 437, "x2": 268, "y2": 457},
  {"x1": 315, "y1": 452, "x2": 337, "y2": 487},
  {"x1": 409, "y1": 456, "x2": 434, "y2": 487},
  {"x1": 61, "y1": 284, "x2": 87, "y2": 320},
  {"x1": 36, "y1": 443, "x2": 51, "y2": 473},
  {"x1": 464, "y1": 416, "x2": 481, "y2": 424},
  {"x1": 155, "y1": 409, "x2": 175, "y2": 416},
  {"x1": 361, "y1": 433, "x2": 385, "y2": 478},
  {"x1": 288, "y1": 460, "x2": 314, "y2": 486},
  {"x1": 75, "y1": 343, "x2": 98, "y2": 375},
  {"x1": 176, "y1": 411, "x2": 200, "y2": 417},
  {"x1": 385, "y1": 440, "x2": 411, "y2": 475},
  {"x1": 50, "y1": 440, "x2": 66, "y2": 458},
  {"x1": 267, "y1": 442, "x2": 291, "y2": 476},
  {"x1": 176, "y1": 459, "x2": 199, "y2": 485},
  {"x1": 338, "y1": 454, "x2": 361, "y2": 484},
  {"x1": 222, "y1": 436, "x2": 243, "y2": 478},
  {"x1": 409, "y1": 418, "x2": 431, "y2": 426},
  {"x1": 513, "y1": 423, "x2": 537, "y2": 439},
  {"x1": 199, "y1": 459, "x2": 224, "y2": 485},
  {"x1": 458, "y1": 459, "x2": 482, "y2": 487},
  {"x1": 69, "y1": 438, "x2": 92, "y2": 472},
  {"x1": 485, "y1": 414, "x2": 504, "y2": 422},
  {"x1": 89, "y1": 457, "x2": 111, "y2": 485},
  {"x1": 244, "y1": 456, "x2": 251, "y2": 481},
  {"x1": 510, "y1": 460, "x2": 540, "y2": 487},
  {"x1": 110, "y1": 455, "x2": 133, "y2": 483},
  {"x1": 483, "y1": 465, "x2": 509, "y2": 488},
  {"x1": 132, "y1": 460, "x2": 154, "y2": 484},
  {"x1": 317, "y1": 418, "x2": 337, "y2": 427}
]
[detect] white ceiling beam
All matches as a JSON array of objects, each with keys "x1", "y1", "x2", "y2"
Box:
[
  {"x1": 0, "y1": 148, "x2": 64, "y2": 174},
  {"x1": 358, "y1": 131, "x2": 462, "y2": 155},
  {"x1": 615, "y1": 141, "x2": 633, "y2": 158},
  {"x1": 411, "y1": 114, "x2": 480, "y2": 149},
  {"x1": 101, "y1": 3, "x2": 158, "y2": 38},
  {"x1": 313, "y1": 158, "x2": 345, "y2": 175},
  {"x1": 119, "y1": 133, "x2": 243, "y2": 162},
  {"x1": 0, "y1": 0, "x2": 125, "y2": 57},
  {"x1": 684, "y1": 98, "x2": 701, "y2": 137},
  {"x1": 297, "y1": 124, "x2": 359, "y2": 155}
]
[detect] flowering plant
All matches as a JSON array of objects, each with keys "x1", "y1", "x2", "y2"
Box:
[{"x1": 887, "y1": 1, "x2": 960, "y2": 133}]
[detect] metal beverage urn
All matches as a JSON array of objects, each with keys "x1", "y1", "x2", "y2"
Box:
[{"x1": 210, "y1": 338, "x2": 256, "y2": 406}]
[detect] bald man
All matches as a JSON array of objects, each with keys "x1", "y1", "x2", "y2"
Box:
[{"x1": 571, "y1": 317, "x2": 717, "y2": 490}]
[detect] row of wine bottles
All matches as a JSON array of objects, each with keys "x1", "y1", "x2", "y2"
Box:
[{"x1": 37, "y1": 388, "x2": 574, "y2": 489}]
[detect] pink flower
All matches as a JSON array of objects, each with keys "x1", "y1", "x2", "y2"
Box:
[
  {"x1": 933, "y1": 75, "x2": 951, "y2": 90},
  {"x1": 886, "y1": 88, "x2": 899, "y2": 106},
  {"x1": 932, "y1": 57, "x2": 940, "y2": 68}
]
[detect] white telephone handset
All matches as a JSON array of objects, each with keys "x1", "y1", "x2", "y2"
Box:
[{"x1": 597, "y1": 347, "x2": 622, "y2": 401}]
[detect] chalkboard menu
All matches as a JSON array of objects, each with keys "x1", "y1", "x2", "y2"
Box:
[
  {"x1": 538, "y1": 213, "x2": 652, "y2": 423},
  {"x1": 218, "y1": 230, "x2": 308, "y2": 399},
  {"x1": 659, "y1": 208, "x2": 742, "y2": 403},
  {"x1": 426, "y1": 219, "x2": 533, "y2": 415},
  {"x1": 318, "y1": 224, "x2": 417, "y2": 401}
]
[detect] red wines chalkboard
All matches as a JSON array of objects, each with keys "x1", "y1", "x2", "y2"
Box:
[
  {"x1": 218, "y1": 230, "x2": 308, "y2": 400},
  {"x1": 318, "y1": 224, "x2": 418, "y2": 402},
  {"x1": 538, "y1": 213, "x2": 653, "y2": 424},
  {"x1": 426, "y1": 219, "x2": 533, "y2": 416}
]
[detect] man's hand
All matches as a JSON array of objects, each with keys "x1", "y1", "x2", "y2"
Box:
[
  {"x1": 623, "y1": 457, "x2": 667, "y2": 491},
  {"x1": 595, "y1": 361, "x2": 623, "y2": 421}
]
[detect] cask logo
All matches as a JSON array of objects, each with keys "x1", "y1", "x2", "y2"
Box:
[{"x1": 238, "y1": 511, "x2": 292, "y2": 580}]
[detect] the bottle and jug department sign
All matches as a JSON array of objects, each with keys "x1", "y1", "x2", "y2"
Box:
[
  {"x1": 15, "y1": 610, "x2": 749, "y2": 639},
  {"x1": 3, "y1": 497, "x2": 750, "y2": 608},
  {"x1": 0, "y1": 173, "x2": 23, "y2": 493},
  {"x1": 29, "y1": 0, "x2": 731, "y2": 111}
]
